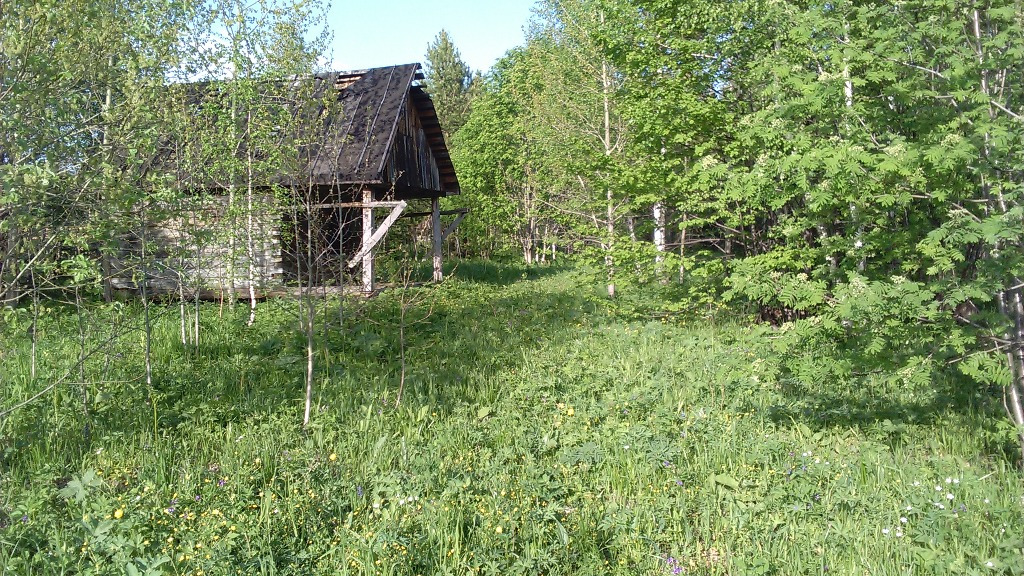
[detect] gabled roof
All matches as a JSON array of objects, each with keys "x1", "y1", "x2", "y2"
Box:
[{"x1": 308, "y1": 63, "x2": 460, "y2": 195}]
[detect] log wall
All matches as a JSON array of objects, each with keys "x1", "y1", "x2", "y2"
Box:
[{"x1": 110, "y1": 193, "x2": 283, "y2": 296}]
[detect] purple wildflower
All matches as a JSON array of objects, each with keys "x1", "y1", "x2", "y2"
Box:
[{"x1": 663, "y1": 555, "x2": 684, "y2": 575}]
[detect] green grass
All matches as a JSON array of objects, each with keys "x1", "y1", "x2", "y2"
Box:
[{"x1": 1, "y1": 261, "x2": 1022, "y2": 575}]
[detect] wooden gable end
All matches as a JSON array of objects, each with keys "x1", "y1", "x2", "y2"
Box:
[
  {"x1": 409, "y1": 85, "x2": 459, "y2": 196},
  {"x1": 383, "y1": 95, "x2": 442, "y2": 195}
]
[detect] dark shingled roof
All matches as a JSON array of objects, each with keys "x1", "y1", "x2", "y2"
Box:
[{"x1": 307, "y1": 63, "x2": 460, "y2": 196}]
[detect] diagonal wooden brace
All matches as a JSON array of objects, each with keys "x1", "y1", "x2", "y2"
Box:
[
  {"x1": 347, "y1": 200, "x2": 408, "y2": 268},
  {"x1": 441, "y1": 211, "x2": 467, "y2": 241}
]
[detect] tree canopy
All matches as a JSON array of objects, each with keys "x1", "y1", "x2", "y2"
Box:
[{"x1": 449, "y1": 0, "x2": 1024, "y2": 457}]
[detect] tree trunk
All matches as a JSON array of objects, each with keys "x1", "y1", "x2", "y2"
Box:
[
  {"x1": 75, "y1": 286, "x2": 90, "y2": 444},
  {"x1": 302, "y1": 292, "x2": 315, "y2": 427},
  {"x1": 101, "y1": 55, "x2": 114, "y2": 303},
  {"x1": 842, "y1": 25, "x2": 865, "y2": 272},
  {"x1": 601, "y1": 53, "x2": 615, "y2": 299},
  {"x1": 302, "y1": 194, "x2": 316, "y2": 427},
  {"x1": 678, "y1": 213, "x2": 688, "y2": 283},
  {"x1": 245, "y1": 111, "x2": 258, "y2": 326},
  {"x1": 140, "y1": 202, "x2": 156, "y2": 440},
  {"x1": 605, "y1": 186, "x2": 615, "y2": 298},
  {"x1": 193, "y1": 197, "x2": 201, "y2": 349},
  {"x1": 653, "y1": 202, "x2": 667, "y2": 259},
  {"x1": 179, "y1": 267, "x2": 188, "y2": 346},
  {"x1": 997, "y1": 286, "x2": 1024, "y2": 462},
  {"x1": 971, "y1": 7, "x2": 1024, "y2": 461},
  {"x1": 227, "y1": 100, "x2": 237, "y2": 308},
  {"x1": 30, "y1": 274, "x2": 38, "y2": 382}
]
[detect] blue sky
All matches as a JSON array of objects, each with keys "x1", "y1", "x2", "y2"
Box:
[{"x1": 323, "y1": 0, "x2": 536, "y2": 73}]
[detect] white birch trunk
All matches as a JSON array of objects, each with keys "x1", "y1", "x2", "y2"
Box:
[
  {"x1": 227, "y1": 101, "x2": 237, "y2": 307},
  {"x1": 245, "y1": 110, "x2": 258, "y2": 326},
  {"x1": 972, "y1": 8, "x2": 1024, "y2": 460},
  {"x1": 303, "y1": 294, "x2": 315, "y2": 427},
  {"x1": 602, "y1": 54, "x2": 615, "y2": 298},
  {"x1": 842, "y1": 24, "x2": 865, "y2": 272},
  {"x1": 653, "y1": 202, "x2": 667, "y2": 261}
]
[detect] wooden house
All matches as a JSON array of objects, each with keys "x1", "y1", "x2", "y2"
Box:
[{"x1": 112, "y1": 63, "x2": 464, "y2": 296}]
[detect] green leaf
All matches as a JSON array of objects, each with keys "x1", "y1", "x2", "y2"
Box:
[{"x1": 713, "y1": 474, "x2": 740, "y2": 490}]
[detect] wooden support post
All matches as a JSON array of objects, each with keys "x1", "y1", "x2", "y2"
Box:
[
  {"x1": 432, "y1": 197, "x2": 443, "y2": 282},
  {"x1": 362, "y1": 189, "x2": 374, "y2": 293},
  {"x1": 348, "y1": 201, "x2": 407, "y2": 268}
]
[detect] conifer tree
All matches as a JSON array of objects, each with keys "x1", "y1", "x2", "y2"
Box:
[{"x1": 423, "y1": 29, "x2": 472, "y2": 139}]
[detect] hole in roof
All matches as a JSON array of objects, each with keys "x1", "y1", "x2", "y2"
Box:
[{"x1": 335, "y1": 75, "x2": 361, "y2": 91}]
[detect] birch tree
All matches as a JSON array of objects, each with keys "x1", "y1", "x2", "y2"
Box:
[{"x1": 1, "y1": 0, "x2": 205, "y2": 437}]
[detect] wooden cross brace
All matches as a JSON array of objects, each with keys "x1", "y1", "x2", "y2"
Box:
[
  {"x1": 347, "y1": 200, "x2": 408, "y2": 269},
  {"x1": 441, "y1": 211, "x2": 467, "y2": 240}
]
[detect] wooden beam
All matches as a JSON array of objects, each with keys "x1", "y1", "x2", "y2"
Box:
[
  {"x1": 349, "y1": 198, "x2": 408, "y2": 270},
  {"x1": 361, "y1": 189, "x2": 374, "y2": 292},
  {"x1": 432, "y1": 197, "x2": 443, "y2": 282},
  {"x1": 400, "y1": 208, "x2": 468, "y2": 219},
  {"x1": 310, "y1": 201, "x2": 405, "y2": 210},
  {"x1": 441, "y1": 211, "x2": 467, "y2": 240}
]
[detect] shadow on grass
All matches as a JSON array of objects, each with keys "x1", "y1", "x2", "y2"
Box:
[
  {"x1": 0, "y1": 259, "x2": 608, "y2": 472},
  {"x1": 374, "y1": 257, "x2": 567, "y2": 287},
  {"x1": 445, "y1": 259, "x2": 568, "y2": 286},
  {"x1": 319, "y1": 270, "x2": 604, "y2": 410},
  {"x1": 758, "y1": 363, "x2": 1018, "y2": 464}
]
